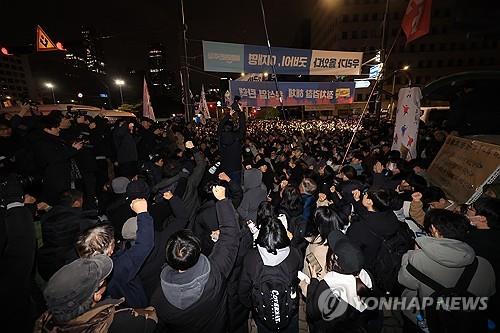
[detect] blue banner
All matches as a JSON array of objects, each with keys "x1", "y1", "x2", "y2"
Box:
[
  {"x1": 229, "y1": 81, "x2": 355, "y2": 107},
  {"x1": 203, "y1": 41, "x2": 363, "y2": 76}
]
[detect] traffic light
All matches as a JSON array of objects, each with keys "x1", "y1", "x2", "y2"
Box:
[{"x1": 1, "y1": 47, "x2": 13, "y2": 56}]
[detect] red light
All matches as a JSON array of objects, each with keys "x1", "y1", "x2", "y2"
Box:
[
  {"x1": 1, "y1": 47, "x2": 12, "y2": 56},
  {"x1": 56, "y1": 42, "x2": 66, "y2": 51}
]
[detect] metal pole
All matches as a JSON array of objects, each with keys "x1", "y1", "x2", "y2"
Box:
[
  {"x1": 389, "y1": 73, "x2": 396, "y2": 120},
  {"x1": 51, "y1": 87, "x2": 56, "y2": 104},
  {"x1": 375, "y1": 0, "x2": 390, "y2": 121},
  {"x1": 180, "y1": 0, "x2": 191, "y2": 122},
  {"x1": 259, "y1": 0, "x2": 286, "y2": 121},
  {"x1": 119, "y1": 86, "x2": 124, "y2": 105}
]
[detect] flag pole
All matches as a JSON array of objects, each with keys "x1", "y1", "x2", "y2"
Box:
[
  {"x1": 375, "y1": 0, "x2": 390, "y2": 122},
  {"x1": 180, "y1": 0, "x2": 191, "y2": 122},
  {"x1": 259, "y1": 0, "x2": 286, "y2": 121}
]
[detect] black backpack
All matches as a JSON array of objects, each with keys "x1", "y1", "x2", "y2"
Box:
[
  {"x1": 251, "y1": 255, "x2": 299, "y2": 331},
  {"x1": 366, "y1": 221, "x2": 415, "y2": 294},
  {"x1": 406, "y1": 258, "x2": 488, "y2": 333}
]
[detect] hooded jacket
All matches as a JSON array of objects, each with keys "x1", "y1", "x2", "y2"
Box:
[
  {"x1": 237, "y1": 168, "x2": 267, "y2": 222},
  {"x1": 398, "y1": 236, "x2": 496, "y2": 303},
  {"x1": 151, "y1": 199, "x2": 240, "y2": 333},
  {"x1": 238, "y1": 245, "x2": 303, "y2": 309},
  {"x1": 218, "y1": 112, "x2": 246, "y2": 173},
  {"x1": 347, "y1": 202, "x2": 400, "y2": 266}
]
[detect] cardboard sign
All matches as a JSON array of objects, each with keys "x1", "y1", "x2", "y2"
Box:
[{"x1": 428, "y1": 135, "x2": 500, "y2": 204}]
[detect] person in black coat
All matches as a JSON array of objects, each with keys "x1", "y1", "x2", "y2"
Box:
[
  {"x1": 33, "y1": 115, "x2": 83, "y2": 205},
  {"x1": 239, "y1": 217, "x2": 303, "y2": 333},
  {"x1": 465, "y1": 197, "x2": 500, "y2": 327},
  {"x1": 0, "y1": 176, "x2": 37, "y2": 332},
  {"x1": 151, "y1": 186, "x2": 240, "y2": 333},
  {"x1": 37, "y1": 190, "x2": 99, "y2": 281},
  {"x1": 113, "y1": 120, "x2": 138, "y2": 178},
  {"x1": 346, "y1": 189, "x2": 401, "y2": 268},
  {"x1": 218, "y1": 99, "x2": 246, "y2": 185},
  {"x1": 136, "y1": 118, "x2": 157, "y2": 162}
]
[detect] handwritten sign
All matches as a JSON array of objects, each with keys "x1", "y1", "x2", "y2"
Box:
[{"x1": 428, "y1": 135, "x2": 500, "y2": 204}]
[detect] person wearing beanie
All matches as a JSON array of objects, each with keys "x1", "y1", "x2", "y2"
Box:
[
  {"x1": 0, "y1": 175, "x2": 37, "y2": 332},
  {"x1": 112, "y1": 176, "x2": 130, "y2": 195},
  {"x1": 34, "y1": 255, "x2": 157, "y2": 333},
  {"x1": 304, "y1": 230, "x2": 377, "y2": 333},
  {"x1": 76, "y1": 193, "x2": 154, "y2": 308}
]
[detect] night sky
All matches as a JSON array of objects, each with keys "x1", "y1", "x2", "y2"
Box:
[{"x1": 1, "y1": 0, "x2": 311, "y2": 80}]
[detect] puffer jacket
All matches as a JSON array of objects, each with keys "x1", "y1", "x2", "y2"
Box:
[{"x1": 398, "y1": 236, "x2": 496, "y2": 319}]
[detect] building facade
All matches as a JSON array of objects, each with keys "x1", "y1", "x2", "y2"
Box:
[
  {"x1": 147, "y1": 44, "x2": 175, "y2": 97},
  {"x1": 0, "y1": 54, "x2": 36, "y2": 106},
  {"x1": 310, "y1": 0, "x2": 500, "y2": 103},
  {"x1": 65, "y1": 26, "x2": 106, "y2": 76}
]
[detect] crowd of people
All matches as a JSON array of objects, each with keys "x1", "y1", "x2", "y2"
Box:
[{"x1": 0, "y1": 102, "x2": 498, "y2": 333}]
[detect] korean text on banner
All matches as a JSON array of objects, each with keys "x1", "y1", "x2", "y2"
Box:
[
  {"x1": 391, "y1": 87, "x2": 422, "y2": 160},
  {"x1": 229, "y1": 81, "x2": 355, "y2": 107},
  {"x1": 203, "y1": 41, "x2": 362, "y2": 76},
  {"x1": 427, "y1": 136, "x2": 500, "y2": 204}
]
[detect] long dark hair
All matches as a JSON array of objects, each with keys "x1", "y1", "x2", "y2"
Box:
[
  {"x1": 281, "y1": 185, "x2": 303, "y2": 213},
  {"x1": 314, "y1": 207, "x2": 343, "y2": 243},
  {"x1": 325, "y1": 247, "x2": 370, "y2": 297},
  {"x1": 257, "y1": 201, "x2": 275, "y2": 229},
  {"x1": 255, "y1": 218, "x2": 290, "y2": 255}
]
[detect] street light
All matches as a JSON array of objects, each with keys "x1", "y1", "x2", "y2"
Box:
[
  {"x1": 114, "y1": 79, "x2": 125, "y2": 105},
  {"x1": 45, "y1": 82, "x2": 56, "y2": 104},
  {"x1": 389, "y1": 66, "x2": 411, "y2": 120}
]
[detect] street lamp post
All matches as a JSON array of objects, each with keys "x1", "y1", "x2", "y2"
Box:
[
  {"x1": 389, "y1": 65, "x2": 410, "y2": 120},
  {"x1": 45, "y1": 82, "x2": 56, "y2": 104},
  {"x1": 114, "y1": 79, "x2": 125, "y2": 105}
]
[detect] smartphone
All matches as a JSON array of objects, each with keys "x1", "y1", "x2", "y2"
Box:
[
  {"x1": 305, "y1": 253, "x2": 323, "y2": 274},
  {"x1": 297, "y1": 271, "x2": 311, "y2": 284},
  {"x1": 246, "y1": 220, "x2": 259, "y2": 234}
]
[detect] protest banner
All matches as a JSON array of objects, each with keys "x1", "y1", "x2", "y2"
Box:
[
  {"x1": 203, "y1": 41, "x2": 362, "y2": 76},
  {"x1": 428, "y1": 135, "x2": 500, "y2": 204},
  {"x1": 391, "y1": 87, "x2": 422, "y2": 160},
  {"x1": 229, "y1": 81, "x2": 355, "y2": 107}
]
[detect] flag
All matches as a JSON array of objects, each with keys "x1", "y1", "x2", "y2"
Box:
[
  {"x1": 36, "y1": 25, "x2": 65, "y2": 52},
  {"x1": 401, "y1": 0, "x2": 432, "y2": 43},
  {"x1": 224, "y1": 90, "x2": 231, "y2": 107},
  {"x1": 391, "y1": 87, "x2": 422, "y2": 160},
  {"x1": 143, "y1": 77, "x2": 156, "y2": 121},
  {"x1": 180, "y1": 71, "x2": 193, "y2": 106},
  {"x1": 199, "y1": 84, "x2": 210, "y2": 124}
]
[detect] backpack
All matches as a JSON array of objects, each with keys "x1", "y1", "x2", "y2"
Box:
[
  {"x1": 366, "y1": 221, "x2": 415, "y2": 294},
  {"x1": 406, "y1": 257, "x2": 488, "y2": 333},
  {"x1": 251, "y1": 254, "x2": 298, "y2": 331}
]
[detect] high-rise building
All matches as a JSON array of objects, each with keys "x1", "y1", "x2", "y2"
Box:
[
  {"x1": 310, "y1": 0, "x2": 500, "y2": 103},
  {"x1": 147, "y1": 44, "x2": 175, "y2": 96},
  {"x1": 0, "y1": 54, "x2": 36, "y2": 105},
  {"x1": 65, "y1": 26, "x2": 106, "y2": 75}
]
